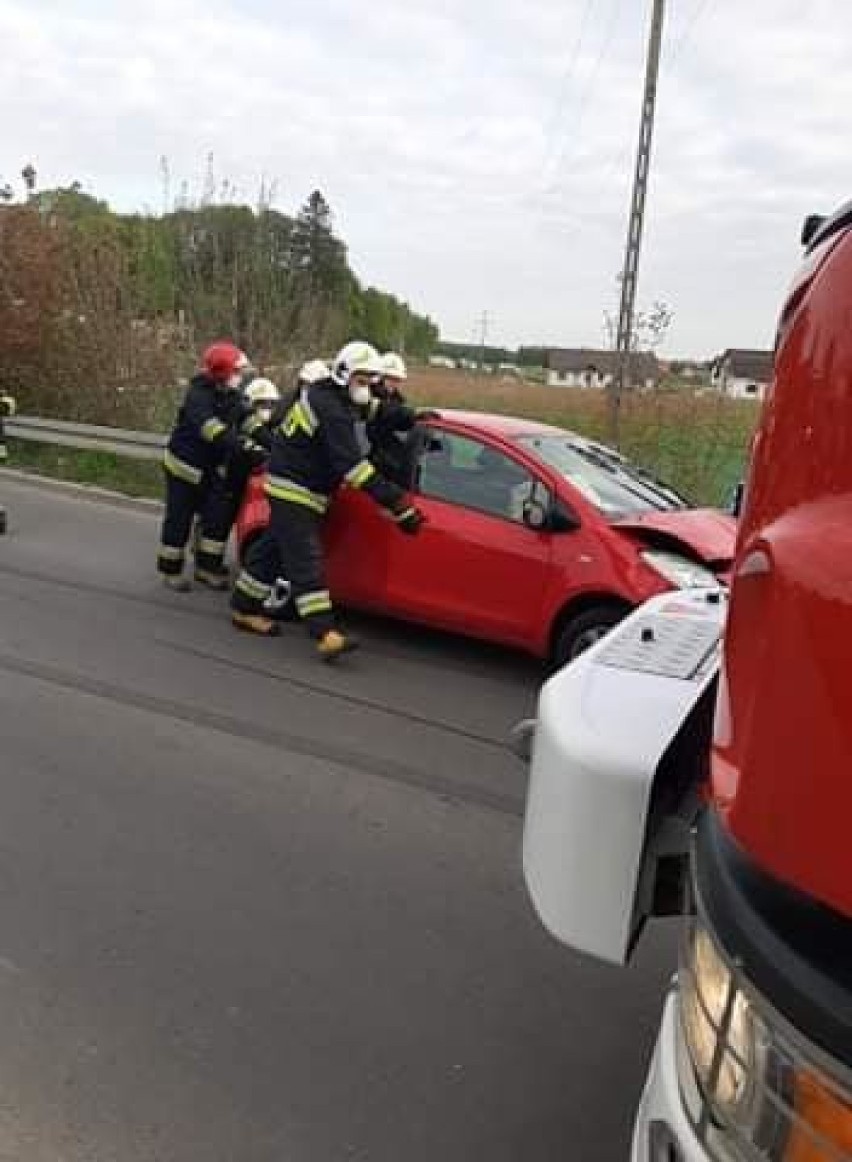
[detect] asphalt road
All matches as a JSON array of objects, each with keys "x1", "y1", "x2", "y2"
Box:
[{"x1": 0, "y1": 474, "x2": 677, "y2": 1161}]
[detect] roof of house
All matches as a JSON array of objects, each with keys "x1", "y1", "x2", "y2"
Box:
[
  {"x1": 545, "y1": 347, "x2": 662, "y2": 382},
  {"x1": 716, "y1": 348, "x2": 774, "y2": 380}
]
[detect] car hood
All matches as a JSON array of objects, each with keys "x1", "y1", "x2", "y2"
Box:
[{"x1": 611, "y1": 507, "x2": 736, "y2": 569}]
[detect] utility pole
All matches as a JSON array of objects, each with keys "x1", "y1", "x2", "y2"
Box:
[
  {"x1": 479, "y1": 310, "x2": 489, "y2": 373},
  {"x1": 610, "y1": 0, "x2": 665, "y2": 447}
]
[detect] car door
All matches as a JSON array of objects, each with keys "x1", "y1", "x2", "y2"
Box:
[{"x1": 385, "y1": 427, "x2": 554, "y2": 646}]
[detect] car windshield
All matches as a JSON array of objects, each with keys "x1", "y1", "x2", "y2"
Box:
[{"x1": 516, "y1": 434, "x2": 690, "y2": 517}]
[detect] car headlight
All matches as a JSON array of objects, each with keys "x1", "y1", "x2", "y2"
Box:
[
  {"x1": 642, "y1": 549, "x2": 720, "y2": 590},
  {"x1": 678, "y1": 920, "x2": 852, "y2": 1160}
]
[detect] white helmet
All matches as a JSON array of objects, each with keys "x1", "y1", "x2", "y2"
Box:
[
  {"x1": 331, "y1": 341, "x2": 383, "y2": 387},
  {"x1": 244, "y1": 377, "x2": 280, "y2": 406},
  {"x1": 381, "y1": 352, "x2": 407, "y2": 381},
  {"x1": 298, "y1": 359, "x2": 330, "y2": 385}
]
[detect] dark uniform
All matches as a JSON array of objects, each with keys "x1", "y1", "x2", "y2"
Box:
[
  {"x1": 364, "y1": 390, "x2": 419, "y2": 487},
  {"x1": 231, "y1": 376, "x2": 422, "y2": 648},
  {"x1": 157, "y1": 374, "x2": 267, "y2": 582}
]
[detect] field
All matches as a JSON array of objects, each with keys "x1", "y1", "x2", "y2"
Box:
[{"x1": 4, "y1": 368, "x2": 758, "y2": 508}]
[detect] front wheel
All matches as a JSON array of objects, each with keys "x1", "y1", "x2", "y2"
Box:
[{"x1": 552, "y1": 603, "x2": 627, "y2": 669}]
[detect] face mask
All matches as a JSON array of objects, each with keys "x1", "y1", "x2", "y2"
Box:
[
  {"x1": 256, "y1": 406, "x2": 273, "y2": 423},
  {"x1": 348, "y1": 382, "x2": 372, "y2": 406},
  {"x1": 226, "y1": 372, "x2": 243, "y2": 391}
]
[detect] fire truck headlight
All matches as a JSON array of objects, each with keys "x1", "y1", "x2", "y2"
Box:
[{"x1": 678, "y1": 920, "x2": 852, "y2": 1160}]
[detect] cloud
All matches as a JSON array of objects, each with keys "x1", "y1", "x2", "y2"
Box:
[{"x1": 1, "y1": 0, "x2": 851, "y2": 355}]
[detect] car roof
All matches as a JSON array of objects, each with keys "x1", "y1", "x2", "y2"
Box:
[{"x1": 435, "y1": 409, "x2": 577, "y2": 442}]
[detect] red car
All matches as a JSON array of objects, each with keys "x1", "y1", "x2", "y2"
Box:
[{"x1": 236, "y1": 411, "x2": 736, "y2": 665}]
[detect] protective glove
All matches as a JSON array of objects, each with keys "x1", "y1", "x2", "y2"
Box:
[
  {"x1": 239, "y1": 438, "x2": 269, "y2": 469},
  {"x1": 393, "y1": 504, "x2": 426, "y2": 535}
]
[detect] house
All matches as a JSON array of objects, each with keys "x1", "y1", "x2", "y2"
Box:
[
  {"x1": 710, "y1": 349, "x2": 773, "y2": 400},
  {"x1": 544, "y1": 348, "x2": 662, "y2": 390},
  {"x1": 428, "y1": 355, "x2": 457, "y2": 370}
]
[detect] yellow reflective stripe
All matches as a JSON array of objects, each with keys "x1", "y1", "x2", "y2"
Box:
[
  {"x1": 345, "y1": 459, "x2": 376, "y2": 489},
  {"x1": 296, "y1": 590, "x2": 332, "y2": 616},
  {"x1": 265, "y1": 476, "x2": 328, "y2": 513},
  {"x1": 158, "y1": 544, "x2": 185, "y2": 561},
  {"x1": 235, "y1": 571, "x2": 272, "y2": 600},
  {"x1": 198, "y1": 537, "x2": 226, "y2": 555},
  {"x1": 201, "y1": 418, "x2": 228, "y2": 441},
  {"x1": 163, "y1": 449, "x2": 203, "y2": 484},
  {"x1": 366, "y1": 398, "x2": 381, "y2": 420},
  {"x1": 242, "y1": 414, "x2": 264, "y2": 434},
  {"x1": 281, "y1": 390, "x2": 319, "y2": 438}
]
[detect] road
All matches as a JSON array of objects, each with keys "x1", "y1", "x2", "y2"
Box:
[{"x1": 0, "y1": 474, "x2": 676, "y2": 1161}]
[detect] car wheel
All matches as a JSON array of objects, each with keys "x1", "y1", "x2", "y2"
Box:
[{"x1": 552, "y1": 603, "x2": 627, "y2": 668}]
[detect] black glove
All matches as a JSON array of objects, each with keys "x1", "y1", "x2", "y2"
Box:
[
  {"x1": 239, "y1": 438, "x2": 269, "y2": 469},
  {"x1": 415, "y1": 409, "x2": 441, "y2": 422},
  {"x1": 393, "y1": 505, "x2": 426, "y2": 535}
]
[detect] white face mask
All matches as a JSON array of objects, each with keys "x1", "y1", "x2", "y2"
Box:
[
  {"x1": 348, "y1": 382, "x2": 372, "y2": 406},
  {"x1": 226, "y1": 372, "x2": 243, "y2": 391},
  {"x1": 256, "y1": 406, "x2": 273, "y2": 423}
]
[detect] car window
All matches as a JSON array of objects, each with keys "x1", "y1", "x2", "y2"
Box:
[
  {"x1": 415, "y1": 430, "x2": 544, "y2": 523},
  {"x1": 516, "y1": 434, "x2": 688, "y2": 516}
]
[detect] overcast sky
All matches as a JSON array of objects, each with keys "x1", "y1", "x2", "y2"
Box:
[{"x1": 1, "y1": 0, "x2": 848, "y2": 356}]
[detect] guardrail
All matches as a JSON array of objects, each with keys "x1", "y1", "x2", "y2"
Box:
[{"x1": 6, "y1": 415, "x2": 165, "y2": 461}]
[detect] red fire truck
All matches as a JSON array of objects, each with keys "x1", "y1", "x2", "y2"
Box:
[{"x1": 517, "y1": 204, "x2": 852, "y2": 1160}]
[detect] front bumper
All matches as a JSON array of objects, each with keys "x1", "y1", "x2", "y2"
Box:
[{"x1": 632, "y1": 989, "x2": 708, "y2": 1162}]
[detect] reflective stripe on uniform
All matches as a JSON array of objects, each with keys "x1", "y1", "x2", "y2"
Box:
[
  {"x1": 264, "y1": 475, "x2": 329, "y2": 514},
  {"x1": 296, "y1": 590, "x2": 332, "y2": 617},
  {"x1": 345, "y1": 459, "x2": 376, "y2": 489},
  {"x1": 198, "y1": 537, "x2": 226, "y2": 555},
  {"x1": 201, "y1": 418, "x2": 228, "y2": 441},
  {"x1": 241, "y1": 414, "x2": 264, "y2": 435},
  {"x1": 366, "y1": 398, "x2": 381, "y2": 420},
  {"x1": 281, "y1": 389, "x2": 319, "y2": 438},
  {"x1": 158, "y1": 544, "x2": 185, "y2": 562},
  {"x1": 163, "y1": 449, "x2": 203, "y2": 485},
  {"x1": 235, "y1": 570, "x2": 273, "y2": 600}
]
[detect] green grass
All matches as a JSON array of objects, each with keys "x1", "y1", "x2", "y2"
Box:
[{"x1": 6, "y1": 440, "x2": 163, "y2": 500}]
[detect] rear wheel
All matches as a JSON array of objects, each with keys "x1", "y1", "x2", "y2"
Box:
[{"x1": 552, "y1": 603, "x2": 628, "y2": 669}]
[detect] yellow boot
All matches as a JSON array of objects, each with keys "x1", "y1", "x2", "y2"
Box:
[
  {"x1": 316, "y1": 629, "x2": 359, "y2": 662},
  {"x1": 232, "y1": 611, "x2": 280, "y2": 637}
]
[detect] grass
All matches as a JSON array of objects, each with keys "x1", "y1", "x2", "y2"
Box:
[
  {"x1": 6, "y1": 440, "x2": 162, "y2": 500},
  {"x1": 5, "y1": 370, "x2": 758, "y2": 509}
]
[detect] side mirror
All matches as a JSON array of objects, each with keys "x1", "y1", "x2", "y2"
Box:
[{"x1": 548, "y1": 498, "x2": 581, "y2": 533}]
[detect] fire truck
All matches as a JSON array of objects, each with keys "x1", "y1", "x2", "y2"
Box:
[{"x1": 515, "y1": 204, "x2": 852, "y2": 1160}]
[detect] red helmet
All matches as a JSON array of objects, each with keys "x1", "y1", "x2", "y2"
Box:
[{"x1": 202, "y1": 341, "x2": 249, "y2": 383}]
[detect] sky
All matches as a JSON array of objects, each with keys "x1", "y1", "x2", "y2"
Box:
[{"x1": 0, "y1": 0, "x2": 849, "y2": 357}]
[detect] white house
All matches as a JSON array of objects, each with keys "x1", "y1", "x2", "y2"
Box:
[
  {"x1": 710, "y1": 349, "x2": 773, "y2": 400},
  {"x1": 544, "y1": 348, "x2": 662, "y2": 390}
]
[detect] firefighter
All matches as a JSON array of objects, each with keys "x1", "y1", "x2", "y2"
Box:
[
  {"x1": 157, "y1": 341, "x2": 265, "y2": 591},
  {"x1": 364, "y1": 353, "x2": 439, "y2": 486},
  {"x1": 230, "y1": 341, "x2": 426, "y2": 660}
]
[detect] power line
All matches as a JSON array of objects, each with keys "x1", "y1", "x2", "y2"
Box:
[
  {"x1": 541, "y1": 0, "x2": 598, "y2": 172},
  {"x1": 546, "y1": 0, "x2": 626, "y2": 183}
]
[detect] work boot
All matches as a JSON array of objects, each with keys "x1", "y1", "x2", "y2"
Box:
[
  {"x1": 316, "y1": 629, "x2": 360, "y2": 662},
  {"x1": 231, "y1": 611, "x2": 280, "y2": 637},
  {"x1": 163, "y1": 573, "x2": 192, "y2": 593},
  {"x1": 195, "y1": 566, "x2": 230, "y2": 591}
]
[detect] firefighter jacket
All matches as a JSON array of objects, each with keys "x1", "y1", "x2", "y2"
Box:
[
  {"x1": 265, "y1": 378, "x2": 408, "y2": 515},
  {"x1": 164, "y1": 374, "x2": 267, "y2": 485}
]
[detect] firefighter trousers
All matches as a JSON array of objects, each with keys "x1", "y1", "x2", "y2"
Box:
[
  {"x1": 157, "y1": 469, "x2": 232, "y2": 576},
  {"x1": 231, "y1": 499, "x2": 335, "y2": 637}
]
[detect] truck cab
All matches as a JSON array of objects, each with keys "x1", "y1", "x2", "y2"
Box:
[{"x1": 518, "y1": 204, "x2": 852, "y2": 1161}]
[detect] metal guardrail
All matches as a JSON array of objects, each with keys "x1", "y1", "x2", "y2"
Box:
[{"x1": 6, "y1": 415, "x2": 165, "y2": 461}]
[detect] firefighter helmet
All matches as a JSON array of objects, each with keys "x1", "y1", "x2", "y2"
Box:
[{"x1": 202, "y1": 341, "x2": 249, "y2": 383}]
